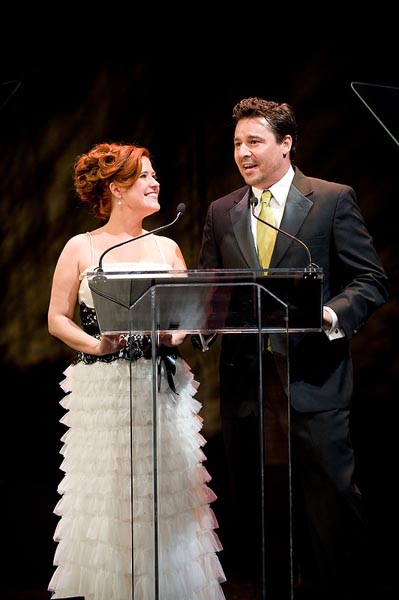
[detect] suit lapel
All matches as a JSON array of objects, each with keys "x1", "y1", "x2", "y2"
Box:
[
  {"x1": 270, "y1": 180, "x2": 313, "y2": 267},
  {"x1": 230, "y1": 188, "x2": 260, "y2": 268}
]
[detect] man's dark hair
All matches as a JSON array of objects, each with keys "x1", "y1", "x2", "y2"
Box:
[{"x1": 233, "y1": 97, "x2": 297, "y2": 160}]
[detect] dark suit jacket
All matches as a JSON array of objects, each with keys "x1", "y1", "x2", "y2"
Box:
[{"x1": 199, "y1": 168, "x2": 388, "y2": 416}]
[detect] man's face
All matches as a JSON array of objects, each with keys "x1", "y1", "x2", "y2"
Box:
[{"x1": 233, "y1": 116, "x2": 291, "y2": 189}]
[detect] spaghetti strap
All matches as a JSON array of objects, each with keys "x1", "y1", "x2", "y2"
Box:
[
  {"x1": 86, "y1": 231, "x2": 95, "y2": 265},
  {"x1": 153, "y1": 234, "x2": 167, "y2": 264}
]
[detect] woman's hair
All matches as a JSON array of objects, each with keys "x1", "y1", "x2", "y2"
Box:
[
  {"x1": 232, "y1": 97, "x2": 297, "y2": 161},
  {"x1": 73, "y1": 142, "x2": 150, "y2": 220}
]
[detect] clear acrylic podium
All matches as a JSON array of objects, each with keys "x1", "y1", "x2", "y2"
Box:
[{"x1": 87, "y1": 267, "x2": 323, "y2": 600}]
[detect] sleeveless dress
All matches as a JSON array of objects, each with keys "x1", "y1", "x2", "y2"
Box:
[{"x1": 48, "y1": 234, "x2": 226, "y2": 600}]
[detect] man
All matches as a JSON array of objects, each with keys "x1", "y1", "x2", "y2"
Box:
[{"x1": 196, "y1": 97, "x2": 388, "y2": 599}]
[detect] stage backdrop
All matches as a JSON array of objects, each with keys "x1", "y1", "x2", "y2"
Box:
[{"x1": 1, "y1": 55, "x2": 397, "y2": 598}]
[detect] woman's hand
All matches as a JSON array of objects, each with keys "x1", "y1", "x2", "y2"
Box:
[
  {"x1": 158, "y1": 331, "x2": 187, "y2": 347},
  {"x1": 93, "y1": 334, "x2": 128, "y2": 355}
]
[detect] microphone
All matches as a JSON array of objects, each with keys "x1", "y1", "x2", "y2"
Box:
[
  {"x1": 96, "y1": 202, "x2": 186, "y2": 271},
  {"x1": 250, "y1": 196, "x2": 318, "y2": 271}
]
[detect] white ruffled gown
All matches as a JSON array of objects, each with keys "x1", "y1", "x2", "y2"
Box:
[{"x1": 48, "y1": 263, "x2": 226, "y2": 600}]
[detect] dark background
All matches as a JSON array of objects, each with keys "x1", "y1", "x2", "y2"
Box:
[{"x1": 1, "y1": 48, "x2": 397, "y2": 599}]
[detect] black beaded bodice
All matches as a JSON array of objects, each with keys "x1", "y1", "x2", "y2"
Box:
[{"x1": 73, "y1": 302, "x2": 180, "y2": 392}]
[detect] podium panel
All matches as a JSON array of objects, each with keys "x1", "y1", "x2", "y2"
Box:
[
  {"x1": 88, "y1": 268, "x2": 322, "y2": 334},
  {"x1": 88, "y1": 267, "x2": 323, "y2": 600}
]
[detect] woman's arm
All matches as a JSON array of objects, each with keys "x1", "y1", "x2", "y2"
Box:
[{"x1": 48, "y1": 235, "x2": 125, "y2": 355}]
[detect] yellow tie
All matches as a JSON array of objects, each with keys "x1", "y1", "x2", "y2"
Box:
[
  {"x1": 258, "y1": 190, "x2": 276, "y2": 353},
  {"x1": 257, "y1": 190, "x2": 277, "y2": 268}
]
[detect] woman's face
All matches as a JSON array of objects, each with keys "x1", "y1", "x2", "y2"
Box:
[{"x1": 118, "y1": 155, "x2": 160, "y2": 219}]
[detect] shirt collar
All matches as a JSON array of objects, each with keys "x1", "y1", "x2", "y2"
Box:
[{"x1": 252, "y1": 165, "x2": 295, "y2": 207}]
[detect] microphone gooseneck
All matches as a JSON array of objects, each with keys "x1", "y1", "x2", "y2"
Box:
[
  {"x1": 250, "y1": 196, "x2": 318, "y2": 271},
  {"x1": 96, "y1": 202, "x2": 186, "y2": 272}
]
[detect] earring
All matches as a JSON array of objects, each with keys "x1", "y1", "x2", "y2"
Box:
[{"x1": 117, "y1": 199, "x2": 122, "y2": 206}]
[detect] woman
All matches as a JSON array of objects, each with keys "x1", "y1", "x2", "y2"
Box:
[{"x1": 47, "y1": 142, "x2": 226, "y2": 600}]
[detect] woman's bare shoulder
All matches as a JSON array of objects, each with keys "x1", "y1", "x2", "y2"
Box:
[
  {"x1": 156, "y1": 234, "x2": 186, "y2": 268},
  {"x1": 66, "y1": 231, "x2": 91, "y2": 244}
]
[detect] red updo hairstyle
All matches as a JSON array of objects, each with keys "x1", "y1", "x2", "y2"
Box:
[{"x1": 73, "y1": 142, "x2": 150, "y2": 220}]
